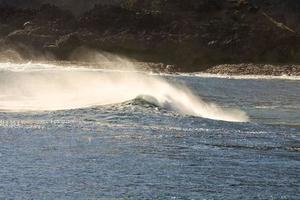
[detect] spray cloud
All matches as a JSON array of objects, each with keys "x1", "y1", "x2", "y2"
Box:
[{"x1": 0, "y1": 51, "x2": 249, "y2": 122}]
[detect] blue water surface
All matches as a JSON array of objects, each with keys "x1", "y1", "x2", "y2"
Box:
[{"x1": 0, "y1": 75, "x2": 299, "y2": 200}]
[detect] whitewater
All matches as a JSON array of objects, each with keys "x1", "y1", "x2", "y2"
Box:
[{"x1": 0, "y1": 62, "x2": 248, "y2": 122}]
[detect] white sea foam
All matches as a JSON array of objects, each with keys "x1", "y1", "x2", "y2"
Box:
[{"x1": 0, "y1": 62, "x2": 249, "y2": 122}]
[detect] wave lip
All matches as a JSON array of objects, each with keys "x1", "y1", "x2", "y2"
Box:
[
  {"x1": 134, "y1": 94, "x2": 249, "y2": 122},
  {"x1": 0, "y1": 63, "x2": 249, "y2": 122}
]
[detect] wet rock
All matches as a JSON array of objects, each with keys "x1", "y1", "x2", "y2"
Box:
[{"x1": 204, "y1": 64, "x2": 300, "y2": 76}]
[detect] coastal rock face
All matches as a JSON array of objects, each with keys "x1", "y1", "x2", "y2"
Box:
[
  {"x1": 204, "y1": 64, "x2": 300, "y2": 76},
  {"x1": 0, "y1": 0, "x2": 300, "y2": 72}
]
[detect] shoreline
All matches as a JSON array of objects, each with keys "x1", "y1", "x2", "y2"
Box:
[
  {"x1": 202, "y1": 64, "x2": 300, "y2": 77},
  {"x1": 1, "y1": 61, "x2": 300, "y2": 80},
  {"x1": 185, "y1": 73, "x2": 300, "y2": 81}
]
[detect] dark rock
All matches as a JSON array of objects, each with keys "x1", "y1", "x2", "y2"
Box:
[
  {"x1": 51, "y1": 33, "x2": 82, "y2": 59},
  {"x1": 0, "y1": 23, "x2": 14, "y2": 37},
  {"x1": 7, "y1": 29, "x2": 55, "y2": 48},
  {"x1": 0, "y1": 1, "x2": 300, "y2": 71}
]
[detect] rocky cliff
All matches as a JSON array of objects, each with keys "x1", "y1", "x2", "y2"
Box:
[{"x1": 0, "y1": 0, "x2": 300, "y2": 72}]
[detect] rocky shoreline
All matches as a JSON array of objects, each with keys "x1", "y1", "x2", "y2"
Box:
[
  {"x1": 203, "y1": 64, "x2": 300, "y2": 76},
  {"x1": 4, "y1": 60, "x2": 299, "y2": 77},
  {"x1": 142, "y1": 63, "x2": 300, "y2": 76}
]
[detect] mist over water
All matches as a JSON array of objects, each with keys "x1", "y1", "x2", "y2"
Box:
[{"x1": 0, "y1": 59, "x2": 249, "y2": 122}]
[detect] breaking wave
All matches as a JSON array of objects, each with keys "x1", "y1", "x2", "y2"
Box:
[{"x1": 0, "y1": 62, "x2": 249, "y2": 122}]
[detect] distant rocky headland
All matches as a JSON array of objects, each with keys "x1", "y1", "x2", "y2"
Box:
[{"x1": 0, "y1": 0, "x2": 300, "y2": 74}]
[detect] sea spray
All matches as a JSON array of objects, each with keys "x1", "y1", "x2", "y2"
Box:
[{"x1": 0, "y1": 62, "x2": 249, "y2": 122}]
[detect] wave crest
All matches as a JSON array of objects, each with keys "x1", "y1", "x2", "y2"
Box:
[{"x1": 0, "y1": 63, "x2": 249, "y2": 122}]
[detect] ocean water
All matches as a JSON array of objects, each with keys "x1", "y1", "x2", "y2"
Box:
[{"x1": 0, "y1": 63, "x2": 299, "y2": 200}]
